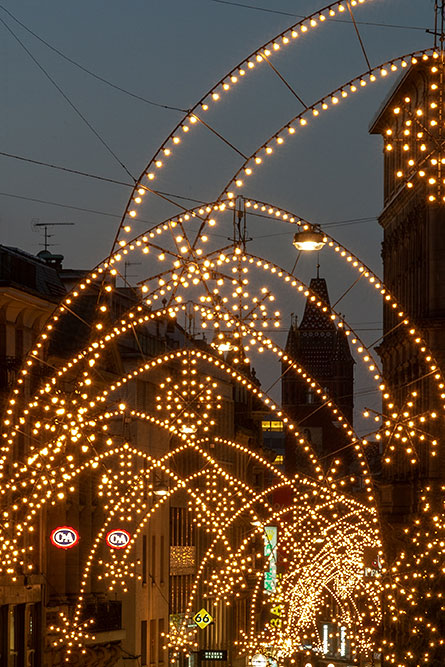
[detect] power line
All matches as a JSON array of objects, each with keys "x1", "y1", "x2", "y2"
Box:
[
  {"x1": 0, "y1": 188, "x2": 380, "y2": 238},
  {"x1": 0, "y1": 150, "x2": 378, "y2": 229},
  {"x1": 0, "y1": 151, "x2": 209, "y2": 218},
  {"x1": 0, "y1": 150, "x2": 133, "y2": 188},
  {"x1": 209, "y1": 0, "x2": 431, "y2": 32},
  {"x1": 0, "y1": 4, "x2": 189, "y2": 113},
  {"x1": 0, "y1": 151, "x2": 207, "y2": 206},
  {"x1": 0, "y1": 16, "x2": 136, "y2": 182},
  {"x1": 261, "y1": 51, "x2": 307, "y2": 108},
  {"x1": 0, "y1": 190, "x2": 135, "y2": 220},
  {"x1": 240, "y1": 211, "x2": 377, "y2": 233}
]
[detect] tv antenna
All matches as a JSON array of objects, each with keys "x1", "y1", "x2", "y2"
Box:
[
  {"x1": 430, "y1": 1, "x2": 445, "y2": 50},
  {"x1": 123, "y1": 261, "x2": 142, "y2": 283},
  {"x1": 31, "y1": 219, "x2": 74, "y2": 251}
]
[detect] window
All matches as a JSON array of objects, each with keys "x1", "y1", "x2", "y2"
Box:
[
  {"x1": 340, "y1": 625, "x2": 347, "y2": 657},
  {"x1": 322, "y1": 623, "x2": 329, "y2": 654},
  {"x1": 15, "y1": 329, "x2": 24, "y2": 361},
  {"x1": 261, "y1": 420, "x2": 284, "y2": 432},
  {"x1": 151, "y1": 535, "x2": 156, "y2": 583},
  {"x1": 142, "y1": 535, "x2": 147, "y2": 584},
  {"x1": 141, "y1": 620, "x2": 147, "y2": 665},
  {"x1": 9, "y1": 605, "x2": 25, "y2": 666},
  {"x1": 321, "y1": 622, "x2": 334, "y2": 655},
  {"x1": 158, "y1": 619, "x2": 165, "y2": 663},
  {"x1": 149, "y1": 619, "x2": 156, "y2": 664},
  {"x1": 160, "y1": 536, "x2": 165, "y2": 584}
]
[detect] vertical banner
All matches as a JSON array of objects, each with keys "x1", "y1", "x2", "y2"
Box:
[{"x1": 263, "y1": 526, "x2": 278, "y2": 594}]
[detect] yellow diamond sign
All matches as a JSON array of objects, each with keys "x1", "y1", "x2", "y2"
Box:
[{"x1": 193, "y1": 608, "x2": 213, "y2": 629}]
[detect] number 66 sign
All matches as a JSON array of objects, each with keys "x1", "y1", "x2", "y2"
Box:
[{"x1": 193, "y1": 608, "x2": 213, "y2": 629}]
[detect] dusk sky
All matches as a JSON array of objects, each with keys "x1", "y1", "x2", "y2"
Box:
[{"x1": 0, "y1": 0, "x2": 438, "y2": 425}]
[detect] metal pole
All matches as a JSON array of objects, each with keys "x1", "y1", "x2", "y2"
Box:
[{"x1": 440, "y1": 0, "x2": 445, "y2": 53}]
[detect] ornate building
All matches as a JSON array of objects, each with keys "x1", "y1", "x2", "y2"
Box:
[
  {"x1": 370, "y1": 57, "x2": 445, "y2": 520},
  {"x1": 0, "y1": 245, "x2": 66, "y2": 667},
  {"x1": 0, "y1": 246, "x2": 264, "y2": 667}
]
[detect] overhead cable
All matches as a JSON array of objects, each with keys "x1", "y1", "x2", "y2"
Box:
[
  {"x1": 210, "y1": 0, "x2": 431, "y2": 32},
  {"x1": 0, "y1": 16, "x2": 136, "y2": 182},
  {"x1": 0, "y1": 4, "x2": 188, "y2": 113}
]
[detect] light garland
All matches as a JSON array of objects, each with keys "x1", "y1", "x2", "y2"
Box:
[{"x1": 2, "y1": 6, "x2": 445, "y2": 663}]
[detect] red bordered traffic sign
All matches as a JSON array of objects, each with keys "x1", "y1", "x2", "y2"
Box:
[
  {"x1": 50, "y1": 526, "x2": 80, "y2": 549},
  {"x1": 106, "y1": 528, "x2": 131, "y2": 549}
]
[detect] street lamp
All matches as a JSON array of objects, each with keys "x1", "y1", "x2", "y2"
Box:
[
  {"x1": 179, "y1": 423, "x2": 197, "y2": 434},
  {"x1": 292, "y1": 227, "x2": 326, "y2": 252},
  {"x1": 251, "y1": 655, "x2": 268, "y2": 667},
  {"x1": 153, "y1": 479, "x2": 169, "y2": 496},
  {"x1": 211, "y1": 332, "x2": 236, "y2": 353}
]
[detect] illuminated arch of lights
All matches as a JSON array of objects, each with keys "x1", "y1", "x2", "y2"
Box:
[
  {"x1": 3, "y1": 3, "x2": 445, "y2": 664},
  {"x1": 112, "y1": 0, "x2": 371, "y2": 250},
  {"x1": 218, "y1": 51, "x2": 436, "y2": 199},
  {"x1": 43, "y1": 427, "x2": 382, "y2": 661},
  {"x1": 6, "y1": 179, "x2": 442, "y2": 458},
  {"x1": 1, "y1": 216, "x2": 442, "y2": 663},
  {"x1": 111, "y1": 48, "x2": 437, "y2": 254},
  {"x1": 1, "y1": 211, "x2": 441, "y2": 665}
]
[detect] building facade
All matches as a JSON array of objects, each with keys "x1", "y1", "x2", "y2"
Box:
[
  {"x1": 0, "y1": 245, "x2": 67, "y2": 667},
  {"x1": 370, "y1": 60, "x2": 445, "y2": 520},
  {"x1": 0, "y1": 246, "x2": 264, "y2": 667},
  {"x1": 370, "y1": 56, "x2": 445, "y2": 666}
]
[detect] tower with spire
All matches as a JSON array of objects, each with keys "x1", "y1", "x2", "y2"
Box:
[{"x1": 282, "y1": 276, "x2": 354, "y2": 474}]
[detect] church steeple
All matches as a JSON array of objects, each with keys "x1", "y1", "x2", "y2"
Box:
[
  {"x1": 284, "y1": 314, "x2": 299, "y2": 359},
  {"x1": 281, "y1": 275, "x2": 355, "y2": 465}
]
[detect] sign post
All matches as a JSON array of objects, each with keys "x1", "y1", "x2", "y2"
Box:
[{"x1": 192, "y1": 608, "x2": 213, "y2": 629}]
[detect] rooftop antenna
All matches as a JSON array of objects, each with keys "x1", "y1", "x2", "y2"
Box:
[
  {"x1": 232, "y1": 196, "x2": 252, "y2": 252},
  {"x1": 31, "y1": 219, "x2": 74, "y2": 251},
  {"x1": 123, "y1": 261, "x2": 142, "y2": 284},
  {"x1": 432, "y1": 1, "x2": 445, "y2": 51}
]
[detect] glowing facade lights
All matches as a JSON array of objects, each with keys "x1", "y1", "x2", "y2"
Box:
[
  {"x1": 0, "y1": 3, "x2": 443, "y2": 662},
  {"x1": 380, "y1": 60, "x2": 445, "y2": 202}
]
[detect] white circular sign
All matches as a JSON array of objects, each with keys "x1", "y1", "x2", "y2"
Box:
[
  {"x1": 50, "y1": 526, "x2": 79, "y2": 549},
  {"x1": 106, "y1": 529, "x2": 131, "y2": 549}
]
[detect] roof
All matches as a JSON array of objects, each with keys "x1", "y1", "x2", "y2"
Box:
[
  {"x1": 369, "y1": 62, "x2": 426, "y2": 134},
  {"x1": 284, "y1": 316, "x2": 300, "y2": 357},
  {"x1": 0, "y1": 245, "x2": 66, "y2": 301},
  {"x1": 300, "y1": 278, "x2": 336, "y2": 331},
  {"x1": 285, "y1": 277, "x2": 354, "y2": 376}
]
